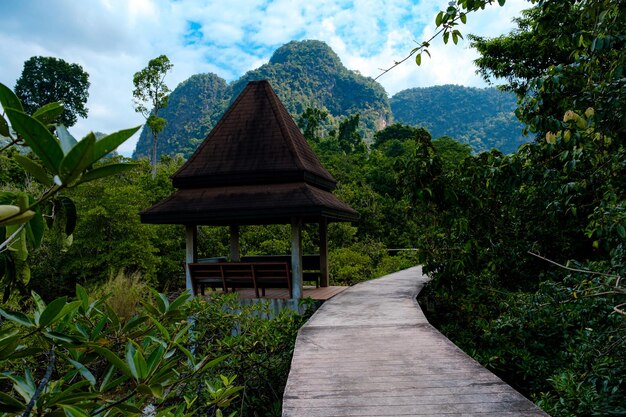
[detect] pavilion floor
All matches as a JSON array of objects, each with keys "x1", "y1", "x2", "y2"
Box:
[{"x1": 198, "y1": 286, "x2": 348, "y2": 301}]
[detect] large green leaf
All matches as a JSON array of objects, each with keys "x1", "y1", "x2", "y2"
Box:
[
  {"x1": 37, "y1": 296, "x2": 68, "y2": 327},
  {"x1": 56, "y1": 125, "x2": 78, "y2": 154},
  {"x1": 0, "y1": 82, "x2": 23, "y2": 112},
  {"x1": 0, "y1": 308, "x2": 34, "y2": 327},
  {"x1": 145, "y1": 345, "x2": 165, "y2": 375},
  {"x1": 68, "y1": 358, "x2": 96, "y2": 386},
  {"x1": 76, "y1": 284, "x2": 89, "y2": 312},
  {"x1": 134, "y1": 349, "x2": 148, "y2": 380},
  {"x1": 0, "y1": 330, "x2": 20, "y2": 360},
  {"x1": 32, "y1": 101, "x2": 64, "y2": 125},
  {"x1": 91, "y1": 126, "x2": 141, "y2": 164},
  {"x1": 31, "y1": 291, "x2": 46, "y2": 314},
  {"x1": 3, "y1": 372, "x2": 36, "y2": 403},
  {"x1": 0, "y1": 392, "x2": 25, "y2": 413},
  {"x1": 42, "y1": 331, "x2": 79, "y2": 344},
  {"x1": 92, "y1": 346, "x2": 132, "y2": 378},
  {"x1": 151, "y1": 289, "x2": 169, "y2": 314},
  {"x1": 0, "y1": 328, "x2": 20, "y2": 345},
  {"x1": 60, "y1": 404, "x2": 90, "y2": 417},
  {"x1": 59, "y1": 133, "x2": 95, "y2": 185},
  {"x1": 168, "y1": 289, "x2": 192, "y2": 312},
  {"x1": 26, "y1": 209, "x2": 45, "y2": 249},
  {"x1": 0, "y1": 114, "x2": 9, "y2": 138},
  {"x1": 4, "y1": 108, "x2": 63, "y2": 173},
  {"x1": 112, "y1": 403, "x2": 142, "y2": 415},
  {"x1": 13, "y1": 154, "x2": 52, "y2": 186},
  {"x1": 76, "y1": 163, "x2": 137, "y2": 185},
  {"x1": 126, "y1": 343, "x2": 139, "y2": 380}
]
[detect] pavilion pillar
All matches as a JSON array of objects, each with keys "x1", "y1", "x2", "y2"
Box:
[
  {"x1": 319, "y1": 217, "x2": 329, "y2": 287},
  {"x1": 229, "y1": 225, "x2": 241, "y2": 261},
  {"x1": 291, "y1": 217, "x2": 303, "y2": 299},
  {"x1": 185, "y1": 225, "x2": 197, "y2": 294}
]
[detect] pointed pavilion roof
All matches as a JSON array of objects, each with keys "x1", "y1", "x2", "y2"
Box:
[
  {"x1": 140, "y1": 80, "x2": 358, "y2": 226},
  {"x1": 172, "y1": 80, "x2": 336, "y2": 191}
]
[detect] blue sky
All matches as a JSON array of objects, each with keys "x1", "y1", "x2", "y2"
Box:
[{"x1": 0, "y1": 0, "x2": 529, "y2": 155}]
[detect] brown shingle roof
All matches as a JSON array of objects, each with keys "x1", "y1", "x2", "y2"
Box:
[
  {"x1": 141, "y1": 183, "x2": 358, "y2": 225},
  {"x1": 141, "y1": 80, "x2": 358, "y2": 225},
  {"x1": 172, "y1": 80, "x2": 336, "y2": 190}
]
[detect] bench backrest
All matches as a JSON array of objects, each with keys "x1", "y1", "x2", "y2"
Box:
[{"x1": 240, "y1": 255, "x2": 321, "y2": 271}]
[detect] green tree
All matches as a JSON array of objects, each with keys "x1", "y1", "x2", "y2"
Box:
[
  {"x1": 336, "y1": 114, "x2": 365, "y2": 154},
  {"x1": 133, "y1": 55, "x2": 173, "y2": 179},
  {"x1": 14, "y1": 56, "x2": 90, "y2": 127},
  {"x1": 297, "y1": 107, "x2": 328, "y2": 144},
  {"x1": 0, "y1": 82, "x2": 138, "y2": 300},
  {"x1": 432, "y1": 136, "x2": 471, "y2": 171},
  {"x1": 372, "y1": 123, "x2": 431, "y2": 150}
]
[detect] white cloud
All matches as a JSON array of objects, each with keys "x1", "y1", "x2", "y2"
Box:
[{"x1": 0, "y1": 0, "x2": 531, "y2": 156}]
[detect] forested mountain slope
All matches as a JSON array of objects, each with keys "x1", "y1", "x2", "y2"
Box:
[
  {"x1": 133, "y1": 73, "x2": 229, "y2": 159},
  {"x1": 391, "y1": 85, "x2": 526, "y2": 154}
]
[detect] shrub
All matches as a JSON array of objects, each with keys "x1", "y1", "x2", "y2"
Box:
[
  {"x1": 329, "y1": 247, "x2": 373, "y2": 285},
  {"x1": 190, "y1": 293, "x2": 310, "y2": 416},
  {"x1": 90, "y1": 270, "x2": 151, "y2": 322}
]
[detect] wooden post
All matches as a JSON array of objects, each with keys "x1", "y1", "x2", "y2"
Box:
[
  {"x1": 291, "y1": 217, "x2": 303, "y2": 299},
  {"x1": 185, "y1": 225, "x2": 197, "y2": 294},
  {"x1": 319, "y1": 217, "x2": 329, "y2": 287},
  {"x1": 229, "y1": 225, "x2": 240, "y2": 262}
]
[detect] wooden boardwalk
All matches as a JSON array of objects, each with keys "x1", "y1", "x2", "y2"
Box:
[
  {"x1": 200, "y1": 285, "x2": 348, "y2": 301},
  {"x1": 282, "y1": 267, "x2": 549, "y2": 417}
]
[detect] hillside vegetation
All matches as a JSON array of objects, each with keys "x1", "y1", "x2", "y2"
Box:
[
  {"x1": 391, "y1": 84, "x2": 525, "y2": 153},
  {"x1": 133, "y1": 40, "x2": 525, "y2": 159}
]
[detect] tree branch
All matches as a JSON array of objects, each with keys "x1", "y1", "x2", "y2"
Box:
[
  {"x1": 0, "y1": 137, "x2": 23, "y2": 153},
  {"x1": 528, "y1": 251, "x2": 621, "y2": 280},
  {"x1": 374, "y1": 25, "x2": 447, "y2": 81},
  {"x1": 21, "y1": 346, "x2": 56, "y2": 417},
  {"x1": 0, "y1": 223, "x2": 26, "y2": 252},
  {"x1": 91, "y1": 389, "x2": 137, "y2": 416}
]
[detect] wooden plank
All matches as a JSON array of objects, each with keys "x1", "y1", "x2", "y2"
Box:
[{"x1": 282, "y1": 267, "x2": 550, "y2": 417}]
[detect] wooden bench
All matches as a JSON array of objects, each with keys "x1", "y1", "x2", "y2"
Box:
[
  {"x1": 187, "y1": 261, "x2": 292, "y2": 298},
  {"x1": 241, "y1": 255, "x2": 321, "y2": 287}
]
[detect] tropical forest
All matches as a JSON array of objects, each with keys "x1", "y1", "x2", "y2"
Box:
[{"x1": 0, "y1": 0, "x2": 625, "y2": 416}]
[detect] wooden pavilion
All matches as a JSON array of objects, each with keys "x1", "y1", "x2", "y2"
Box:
[{"x1": 140, "y1": 80, "x2": 358, "y2": 298}]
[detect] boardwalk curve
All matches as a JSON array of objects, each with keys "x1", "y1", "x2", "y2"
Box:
[{"x1": 283, "y1": 267, "x2": 549, "y2": 416}]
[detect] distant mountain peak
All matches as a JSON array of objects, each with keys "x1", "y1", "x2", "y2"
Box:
[{"x1": 269, "y1": 40, "x2": 342, "y2": 70}]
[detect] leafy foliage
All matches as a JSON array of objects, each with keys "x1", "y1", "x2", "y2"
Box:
[
  {"x1": 0, "y1": 287, "x2": 239, "y2": 417},
  {"x1": 191, "y1": 294, "x2": 310, "y2": 416},
  {"x1": 412, "y1": 1, "x2": 626, "y2": 415},
  {"x1": 14, "y1": 56, "x2": 90, "y2": 127}
]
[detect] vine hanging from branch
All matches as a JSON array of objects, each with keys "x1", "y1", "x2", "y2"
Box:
[{"x1": 375, "y1": 0, "x2": 509, "y2": 80}]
